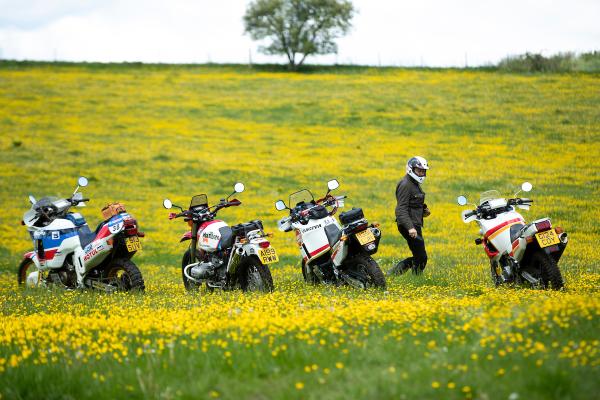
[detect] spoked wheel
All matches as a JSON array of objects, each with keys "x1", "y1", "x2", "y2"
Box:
[
  {"x1": 301, "y1": 260, "x2": 318, "y2": 285},
  {"x1": 346, "y1": 254, "x2": 387, "y2": 290},
  {"x1": 529, "y1": 250, "x2": 564, "y2": 290},
  {"x1": 17, "y1": 258, "x2": 38, "y2": 287},
  {"x1": 181, "y1": 249, "x2": 201, "y2": 292},
  {"x1": 490, "y1": 262, "x2": 502, "y2": 287},
  {"x1": 238, "y1": 257, "x2": 274, "y2": 293},
  {"x1": 106, "y1": 259, "x2": 145, "y2": 292}
]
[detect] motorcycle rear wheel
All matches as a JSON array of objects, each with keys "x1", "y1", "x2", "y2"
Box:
[
  {"x1": 238, "y1": 257, "x2": 274, "y2": 293},
  {"x1": 530, "y1": 250, "x2": 564, "y2": 290},
  {"x1": 346, "y1": 254, "x2": 387, "y2": 289},
  {"x1": 105, "y1": 259, "x2": 145, "y2": 292}
]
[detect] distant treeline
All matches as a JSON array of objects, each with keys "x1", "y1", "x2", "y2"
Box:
[
  {"x1": 1, "y1": 51, "x2": 599, "y2": 73},
  {"x1": 497, "y1": 51, "x2": 600, "y2": 73}
]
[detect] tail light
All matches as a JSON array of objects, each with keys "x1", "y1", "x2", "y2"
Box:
[
  {"x1": 124, "y1": 219, "x2": 139, "y2": 236},
  {"x1": 259, "y1": 241, "x2": 270, "y2": 249},
  {"x1": 535, "y1": 220, "x2": 552, "y2": 232}
]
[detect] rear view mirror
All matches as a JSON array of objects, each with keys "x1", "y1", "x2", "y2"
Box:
[
  {"x1": 275, "y1": 200, "x2": 287, "y2": 211},
  {"x1": 234, "y1": 182, "x2": 245, "y2": 193},
  {"x1": 327, "y1": 179, "x2": 340, "y2": 191},
  {"x1": 521, "y1": 182, "x2": 532, "y2": 192},
  {"x1": 457, "y1": 195, "x2": 468, "y2": 206},
  {"x1": 163, "y1": 199, "x2": 173, "y2": 209},
  {"x1": 78, "y1": 176, "x2": 89, "y2": 187}
]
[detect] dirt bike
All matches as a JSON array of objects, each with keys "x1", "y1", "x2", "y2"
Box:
[
  {"x1": 275, "y1": 179, "x2": 386, "y2": 289},
  {"x1": 18, "y1": 176, "x2": 145, "y2": 292},
  {"x1": 163, "y1": 183, "x2": 276, "y2": 293},
  {"x1": 457, "y1": 182, "x2": 567, "y2": 289}
]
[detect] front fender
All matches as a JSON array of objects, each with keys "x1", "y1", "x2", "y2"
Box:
[{"x1": 180, "y1": 231, "x2": 192, "y2": 243}]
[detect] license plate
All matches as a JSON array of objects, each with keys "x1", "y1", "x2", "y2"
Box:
[
  {"x1": 535, "y1": 230, "x2": 560, "y2": 248},
  {"x1": 355, "y1": 229, "x2": 376, "y2": 245},
  {"x1": 125, "y1": 236, "x2": 142, "y2": 252},
  {"x1": 259, "y1": 247, "x2": 279, "y2": 264}
]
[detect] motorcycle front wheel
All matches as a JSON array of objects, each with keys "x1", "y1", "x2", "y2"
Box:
[
  {"x1": 237, "y1": 257, "x2": 274, "y2": 293},
  {"x1": 17, "y1": 258, "x2": 36, "y2": 286}
]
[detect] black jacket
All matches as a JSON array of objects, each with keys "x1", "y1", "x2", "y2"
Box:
[{"x1": 395, "y1": 174, "x2": 429, "y2": 230}]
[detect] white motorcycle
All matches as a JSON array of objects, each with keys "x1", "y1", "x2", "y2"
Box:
[
  {"x1": 275, "y1": 179, "x2": 386, "y2": 289},
  {"x1": 457, "y1": 182, "x2": 566, "y2": 289},
  {"x1": 163, "y1": 183, "x2": 276, "y2": 293},
  {"x1": 18, "y1": 177, "x2": 145, "y2": 292}
]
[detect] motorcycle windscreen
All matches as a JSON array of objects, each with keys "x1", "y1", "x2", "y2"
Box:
[
  {"x1": 289, "y1": 189, "x2": 314, "y2": 208},
  {"x1": 190, "y1": 194, "x2": 208, "y2": 208}
]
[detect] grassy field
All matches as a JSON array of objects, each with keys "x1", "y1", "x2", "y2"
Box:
[{"x1": 0, "y1": 62, "x2": 598, "y2": 399}]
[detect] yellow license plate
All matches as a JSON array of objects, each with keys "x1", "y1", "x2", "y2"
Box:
[
  {"x1": 355, "y1": 229, "x2": 376, "y2": 245},
  {"x1": 125, "y1": 236, "x2": 142, "y2": 252},
  {"x1": 535, "y1": 230, "x2": 560, "y2": 248},
  {"x1": 259, "y1": 247, "x2": 279, "y2": 264}
]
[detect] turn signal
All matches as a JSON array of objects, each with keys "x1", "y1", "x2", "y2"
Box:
[
  {"x1": 266, "y1": 232, "x2": 274, "y2": 237},
  {"x1": 372, "y1": 222, "x2": 380, "y2": 228},
  {"x1": 340, "y1": 236, "x2": 348, "y2": 241},
  {"x1": 526, "y1": 236, "x2": 534, "y2": 244},
  {"x1": 555, "y1": 226, "x2": 564, "y2": 234}
]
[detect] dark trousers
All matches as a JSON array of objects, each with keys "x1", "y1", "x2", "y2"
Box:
[{"x1": 397, "y1": 224, "x2": 428, "y2": 274}]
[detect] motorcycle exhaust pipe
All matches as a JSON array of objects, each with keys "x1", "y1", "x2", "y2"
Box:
[{"x1": 559, "y1": 232, "x2": 568, "y2": 244}]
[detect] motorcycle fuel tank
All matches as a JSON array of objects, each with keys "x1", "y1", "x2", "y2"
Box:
[{"x1": 197, "y1": 220, "x2": 229, "y2": 253}]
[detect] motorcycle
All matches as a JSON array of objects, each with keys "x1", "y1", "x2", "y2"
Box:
[
  {"x1": 163, "y1": 183, "x2": 276, "y2": 293},
  {"x1": 18, "y1": 176, "x2": 145, "y2": 292},
  {"x1": 457, "y1": 182, "x2": 566, "y2": 289},
  {"x1": 275, "y1": 179, "x2": 386, "y2": 289}
]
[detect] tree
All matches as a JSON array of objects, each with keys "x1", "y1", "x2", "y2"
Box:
[{"x1": 244, "y1": 0, "x2": 355, "y2": 70}]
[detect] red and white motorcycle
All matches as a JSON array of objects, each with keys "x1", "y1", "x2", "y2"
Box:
[
  {"x1": 19, "y1": 177, "x2": 145, "y2": 292},
  {"x1": 163, "y1": 183, "x2": 276, "y2": 293},
  {"x1": 457, "y1": 182, "x2": 566, "y2": 289},
  {"x1": 275, "y1": 179, "x2": 386, "y2": 289}
]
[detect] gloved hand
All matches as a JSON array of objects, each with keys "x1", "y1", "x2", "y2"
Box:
[{"x1": 423, "y1": 204, "x2": 431, "y2": 218}]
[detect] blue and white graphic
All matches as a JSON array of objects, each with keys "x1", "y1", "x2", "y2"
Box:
[{"x1": 108, "y1": 215, "x2": 124, "y2": 234}]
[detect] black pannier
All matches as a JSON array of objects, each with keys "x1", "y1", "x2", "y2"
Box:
[
  {"x1": 339, "y1": 207, "x2": 364, "y2": 225},
  {"x1": 231, "y1": 220, "x2": 264, "y2": 238}
]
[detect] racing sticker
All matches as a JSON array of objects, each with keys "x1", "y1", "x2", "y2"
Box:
[{"x1": 108, "y1": 215, "x2": 124, "y2": 234}]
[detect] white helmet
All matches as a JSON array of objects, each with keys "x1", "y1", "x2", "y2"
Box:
[{"x1": 406, "y1": 156, "x2": 429, "y2": 184}]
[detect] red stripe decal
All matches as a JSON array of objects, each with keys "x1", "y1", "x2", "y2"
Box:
[
  {"x1": 484, "y1": 218, "x2": 523, "y2": 239},
  {"x1": 309, "y1": 244, "x2": 330, "y2": 257},
  {"x1": 96, "y1": 225, "x2": 111, "y2": 239}
]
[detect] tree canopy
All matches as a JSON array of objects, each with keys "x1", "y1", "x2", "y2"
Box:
[{"x1": 244, "y1": 0, "x2": 355, "y2": 70}]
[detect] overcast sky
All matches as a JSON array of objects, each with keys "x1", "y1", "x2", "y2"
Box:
[{"x1": 1, "y1": 0, "x2": 598, "y2": 67}]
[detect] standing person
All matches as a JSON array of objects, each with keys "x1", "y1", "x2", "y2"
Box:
[{"x1": 388, "y1": 156, "x2": 431, "y2": 275}]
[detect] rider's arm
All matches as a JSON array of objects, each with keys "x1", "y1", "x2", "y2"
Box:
[{"x1": 395, "y1": 182, "x2": 414, "y2": 230}]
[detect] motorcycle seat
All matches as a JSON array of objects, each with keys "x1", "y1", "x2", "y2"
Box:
[
  {"x1": 510, "y1": 223, "x2": 524, "y2": 242},
  {"x1": 218, "y1": 226, "x2": 234, "y2": 249},
  {"x1": 78, "y1": 225, "x2": 97, "y2": 248}
]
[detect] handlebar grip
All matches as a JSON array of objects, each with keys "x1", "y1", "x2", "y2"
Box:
[
  {"x1": 465, "y1": 210, "x2": 476, "y2": 218},
  {"x1": 80, "y1": 198, "x2": 90, "y2": 202}
]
